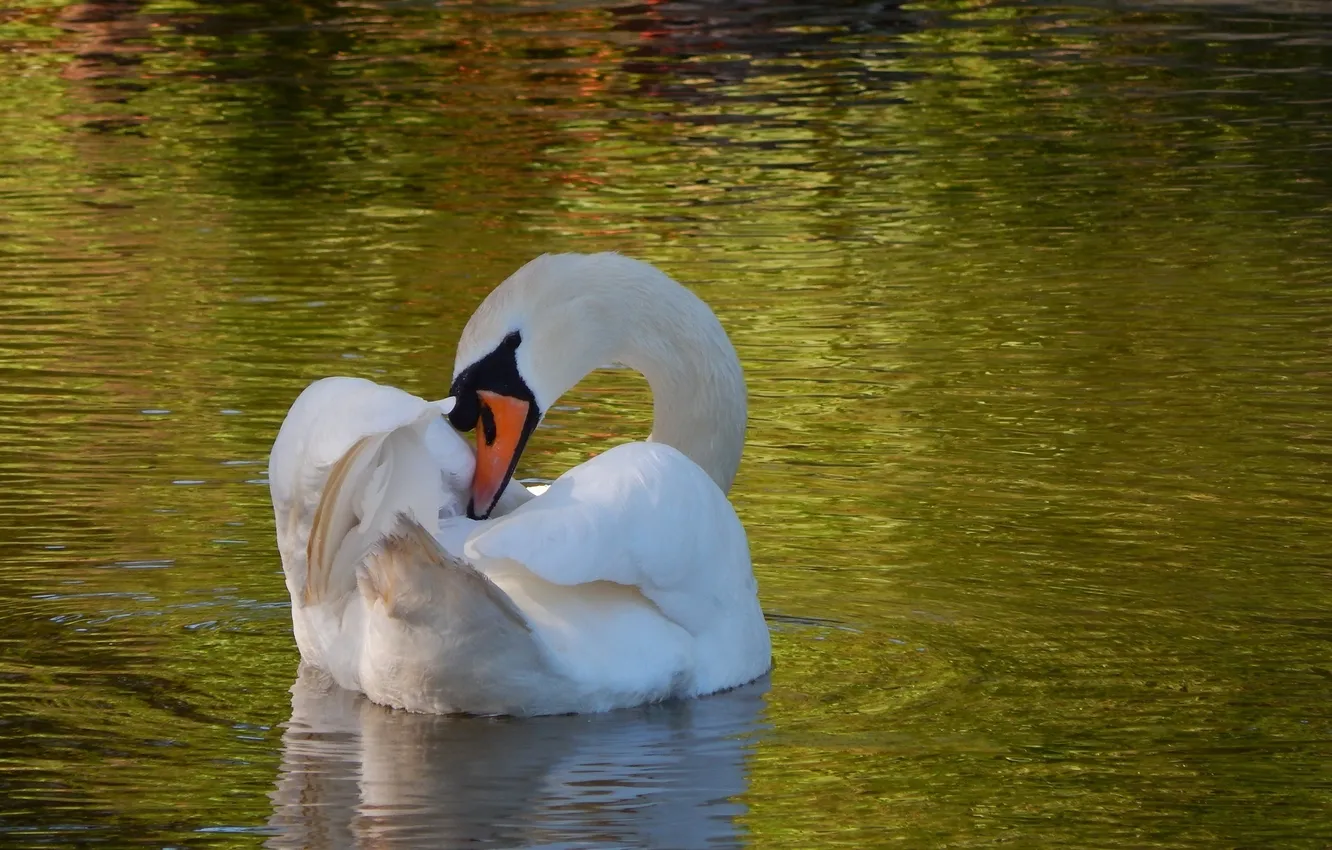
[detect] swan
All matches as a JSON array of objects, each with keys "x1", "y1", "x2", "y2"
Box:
[{"x1": 268, "y1": 253, "x2": 771, "y2": 715}]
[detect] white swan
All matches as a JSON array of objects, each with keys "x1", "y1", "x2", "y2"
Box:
[{"x1": 268, "y1": 253, "x2": 771, "y2": 715}]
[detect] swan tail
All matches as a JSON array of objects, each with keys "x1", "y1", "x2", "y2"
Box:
[{"x1": 355, "y1": 515, "x2": 557, "y2": 715}]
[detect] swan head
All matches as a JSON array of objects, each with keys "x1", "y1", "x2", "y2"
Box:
[
  {"x1": 446, "y1": 329, "x2": 542, "y2": 520},
  {"x1": 446, "y1": 254, "x2": 626, "y2": 520}
]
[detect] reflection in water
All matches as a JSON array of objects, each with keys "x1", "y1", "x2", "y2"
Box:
[{"x1": 267, "y1": 666, "x2": 769, "y2": 849}]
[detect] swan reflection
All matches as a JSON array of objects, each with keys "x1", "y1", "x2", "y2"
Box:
[{"x1": 267, "y1": 665, "x2": 769, "y2": 849}]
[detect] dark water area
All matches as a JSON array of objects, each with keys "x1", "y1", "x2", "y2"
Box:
[{"x1": 0, "y1": 0, "x2": 1329, "y2": 846}]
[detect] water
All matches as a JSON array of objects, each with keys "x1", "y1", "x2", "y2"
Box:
[{"x1": 1, "y1": 0, "x2": 1329, "y2": 846}]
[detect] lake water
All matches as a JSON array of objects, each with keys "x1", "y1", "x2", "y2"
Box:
[{"x1": 1, "y1": 0, "x2": 1329, "y2": 846}]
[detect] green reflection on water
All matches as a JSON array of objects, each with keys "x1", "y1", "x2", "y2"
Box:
[{"x1": 0, "y1": 0, "x2": 1329, "y2": 846}]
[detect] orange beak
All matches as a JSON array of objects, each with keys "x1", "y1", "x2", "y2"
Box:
[{"x1": 470, "y1": 389, "x2": 533, "y2": 520}]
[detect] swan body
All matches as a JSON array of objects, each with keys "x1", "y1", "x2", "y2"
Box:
[{"x1": 269, "y1": 253, "x2": 771, "y2": 715}]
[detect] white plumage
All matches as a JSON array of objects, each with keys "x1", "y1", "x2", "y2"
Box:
[{"x1": 268, "y1": 253, "x2": 771, "y2": 715}]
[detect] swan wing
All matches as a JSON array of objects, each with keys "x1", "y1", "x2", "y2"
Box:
[
  {"x1": 460, "y1": 441, "x2": 755, "y2": 640},
  {"x1": 353, "y1": 514, "x2": 560, "y2": 715},
  {"x1": 269, "y1": 377, "x2": 463, "y2": 608},
  {"x1": 359, "y1": 514, "x2": 529, "y2": 632}
]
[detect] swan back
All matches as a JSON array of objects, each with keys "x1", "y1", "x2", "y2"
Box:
[{"x1": 456, "y1": 441, "x2": 771, "y2": 696}]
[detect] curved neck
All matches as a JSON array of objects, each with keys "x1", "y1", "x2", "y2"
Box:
[
  {"x1": 612, "y1": 290, "x2": 747, "y2": 493},
  {"x1": 467, "y1": 254, "x2": 748, "y2": 493},
  {"x1": 535, "y1": 260, "x2": 746, "y2": 493}
]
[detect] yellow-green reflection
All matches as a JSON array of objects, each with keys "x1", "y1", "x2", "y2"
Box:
[{"x1": 0, "y1": 0, "x2": 1329, "y2": 846}]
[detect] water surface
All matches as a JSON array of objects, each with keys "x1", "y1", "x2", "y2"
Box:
[{"x1": 1, "y1": 0, "x2": 1330, "y2": 847}]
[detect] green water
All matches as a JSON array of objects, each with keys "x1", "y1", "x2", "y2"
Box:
[{"x1": 1, "y1": 0, "x2": 1330, "y2": 846}]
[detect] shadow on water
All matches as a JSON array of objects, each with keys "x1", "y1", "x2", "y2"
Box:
[{"x1": 266, "y1": 666, "x2": 771, "y2": 849}]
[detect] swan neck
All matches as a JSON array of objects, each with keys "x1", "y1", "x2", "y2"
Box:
[
  {"x1": 468, "y1": 254, "x2": 748, "y2": 492},
  {"x1": 611, "y1": 290, "x2": 746, "y2": 493}
]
